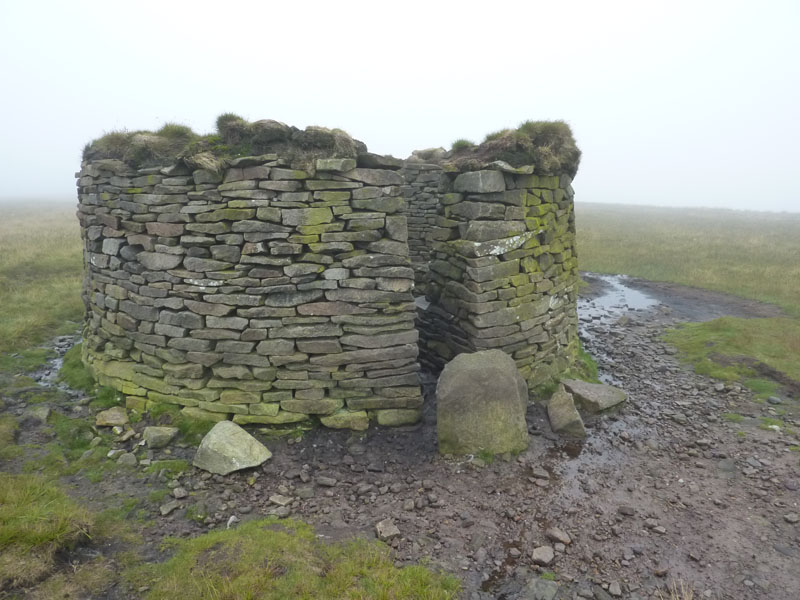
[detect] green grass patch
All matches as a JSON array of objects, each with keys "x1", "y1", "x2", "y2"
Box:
[
  {"x1": 90, "y1": 386, "x2": 122, "y2": 410},
  {"x1": 760, "y1": 417, "x2": 784, "y2": 430},
  {"x1": 539, "y1": 571, "x2": 556, "y2": 581},
  {"x1": 0, "y1": 203, "x2": 84, "y2": 353},
  {"x1": 0, "y1": 347, "x2": 55, "y2": 375},
  {"x1": 59, "y1": 344, "x2": 95, "y2": 393},
  {"x1": 0, "y1": 414, "x2": 21, "y2": 459},
  {"x1": 723, "y1": 413, "x2": 745, "y2": 423},
  {"x1": 149, "y1": 403, "x2": 214, "y2": 445},
  {"x1": 0, "y1": 473, "x2": 93, "y2": 589},
  {"x1": 144, "y1": 459, "x2": 190, "y2": 479},
  {"x1": 127, "y1": 517, "x2": 459, "y2": 599},
  {"x1": 148, "y1": 489, "x2": 170, "y2": 504},
  {"x1": 47, "y1": 412, "x2": 96, "y2": 460},
  {"x1": 663, "y1": 317, "x2": 800, "y2": 396}
]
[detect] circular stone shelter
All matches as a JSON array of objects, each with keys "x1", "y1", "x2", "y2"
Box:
[{"x1": 77, "y1": 117, "x2": 580, "y2": 430}]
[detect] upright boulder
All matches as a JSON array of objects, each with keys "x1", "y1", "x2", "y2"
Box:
[
  {"x1": 562, "y1": 379, "x2": 626, "y2": 413},
  {"x1": 436, "y1": 349, "x2": 529, "y2": 455},
  {"x1": 193, "y1": 421, "x2": 272, "y2": 475},
  {"x1": 547, "y1": 385, "x2": 586, "y2": 438}
]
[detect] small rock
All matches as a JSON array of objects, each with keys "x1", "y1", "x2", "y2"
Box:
[
  {"x1": 117, "y1": 452, "x2": 137, "y2": 467},
  {"x1": 143, "y1": 426, "x2": 179, "y2": 449},
  {"x1": 172, "y1": 487, "x2": 189, "y2": 499},
  {"x1": 531, "y1": 467, "x2": 550, "y2": 480},
  {"x1": 160, "y1": 500, "x2": 180, "y2": 516},
  {"x1": 375, "y1": 518, "x2": 400, "y2": 541},
  {"x1": 317, "y1": 476, "x2": 337, "y2": 487},
  {"x1": 402, "y1": 499, "x2": 415, "y2": 511},
  {"x1": 784, "y1": 513, "x2": 799, "y2": 524},
  {"x1": 545, "y1": 526, "x2": 572, "y2": 545},
  {"x1": 523, "y1": 577, "x2": 559, "y2": 600},
  {"x1": 269, "y1": 494, "x2": 293, "y2": 507},
  {"x1": 295, "y1": 487, "x2": 314, "y2": 499},
  {"x1": 532, "y1": 545, "x2": 555, "y2": 566},
  {"x1": 96, "y1": 406, "x2": 128, "y2": 427},
  {"x1": 608, "y1": 581, "x2": 622, "y2": 597},
  {"x1": 618, "y1": 505, "x2": 636, "y2": 516}
]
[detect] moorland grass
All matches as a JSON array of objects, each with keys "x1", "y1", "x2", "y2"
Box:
[
  {"x1": 0, "y1": 201, "x2": 83, "y2": 353},
  {"x1": 128, "y1": 517, "x2": 460, "y2": 600},
  {"x1": 577, "y1": 203, "x2": 800, "y2": 395},
  {"x1": 575, "y1": 203, "x2": 800, "y2": 315},
  {"x1": 0, "y1": 473, "x2": 93, "y2": 588}
]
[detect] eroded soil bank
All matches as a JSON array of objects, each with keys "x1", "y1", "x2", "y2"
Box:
[{"x1": 2, "y1": 275, "x2": 799, "y2": 599}]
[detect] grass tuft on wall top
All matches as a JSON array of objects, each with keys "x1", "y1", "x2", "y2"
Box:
[
  {"x1": 448, "y1": 120, "x2": 581, "y2": 177},
  {"x1": 83, "y1": 115, "x2": 365, "y2": 169}
]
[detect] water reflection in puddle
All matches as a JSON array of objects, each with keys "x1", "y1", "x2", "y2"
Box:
[{"x1": 578, "y1": 274, "x2": 659, "y2": 324}]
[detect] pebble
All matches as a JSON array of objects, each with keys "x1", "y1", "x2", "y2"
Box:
[
  {"x1": 784, "y1": 513, "x2": 799, "y2": 524},
  {"x1": 172, "y1": 487, "x2": 188, "y2": 499},
  {"x1": 532, "y1": 545, "x2": 555, "y2": 566},
  {"x1": 545, "y1": 526, "x2": 571, "y2": 545},
  {"x1": 375, "y1": 518, "x2": 400, "y2": 541},
  {"x1": 316, "y1": 476, "x2": 337, "y2": 487}
]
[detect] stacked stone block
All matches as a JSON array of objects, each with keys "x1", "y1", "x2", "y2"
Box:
[
  {"x1": 416, "y1": 167, "x2": 579, "y2": 387},
  {"x1": 400, "y1": 162, "x2": 445, "y2": 295},
  {"x1": 76, "y1": 154, "x2": 423, "y2": 429}
]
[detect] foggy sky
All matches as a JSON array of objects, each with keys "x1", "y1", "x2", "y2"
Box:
[{"x1": 1, "y1": 0, "x2": 797, "y2": 212}]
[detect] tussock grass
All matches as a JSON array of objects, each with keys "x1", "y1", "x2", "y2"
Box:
[
  {"x1": 0, "y1": 473, "x2": 93, "y2": 589},
  {"x1": 0, "y1": 202, "x2": 83, "y2": 353},
  {"x1": 128, "y1": 517, "x2": 460, "y2": 599},
  {"x1": 451, "y1": 120, "x2": 581, "y2": 176},
  {"x1": 85, "y1": 114, "x2": 362, "y2": 169}
]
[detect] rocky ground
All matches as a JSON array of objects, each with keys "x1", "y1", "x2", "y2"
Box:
[{"x1": 3, "y1": 273, "x2": 799, "y2": 599}]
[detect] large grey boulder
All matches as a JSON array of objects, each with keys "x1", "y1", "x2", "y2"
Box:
[
  {"x1": 193, "y1": 421, "x2": 272, "y2": 475},
  {"x1": 562, "y1": 379, "x2": 627, "y2": 413},
  {"x1": 436, "y1": 349, "x2": 529, "y2": 455},
  {"x1": 547, "y1": 385, "x2": 586, "y2": 438}
]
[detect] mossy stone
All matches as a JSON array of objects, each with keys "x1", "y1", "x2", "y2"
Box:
[
  {"x1": 320, "y1": 409, "x2": 369, "y2": 431},
  {"x1": 436, "y1": 349, "x2": 529, "y2": 455}
]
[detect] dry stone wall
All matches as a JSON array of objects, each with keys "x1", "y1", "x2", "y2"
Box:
[
  {"x1": 399, "y1": 162, "x2": 445, "y2": 296},
  {"x1": 414, "y1": 167, "x2": 579, "y2": 387},
  {"x1": 76, "y1": 154, "x2": 424, "y2": 430}
]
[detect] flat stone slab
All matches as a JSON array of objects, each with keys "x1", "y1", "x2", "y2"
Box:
[
  {"x1": 193, "y1": 421, "x2": 272, "y2": 475},
  {"x1": 95, "y1": 406, "x2": 128, "y2": 427},
  {"x1": 562, "y1": 379, "x2": 627, "y2": 413}
]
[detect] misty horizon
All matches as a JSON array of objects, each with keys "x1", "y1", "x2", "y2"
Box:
[{"x1": 1, "y1": 0, "x2": 798, "y2": 213}]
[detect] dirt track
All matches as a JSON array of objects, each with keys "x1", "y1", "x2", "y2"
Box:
[{"x1": 5, "y1": 274, "x2": 800, "y2": 599}]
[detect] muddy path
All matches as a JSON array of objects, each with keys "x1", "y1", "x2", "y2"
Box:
[{"x1": 2, "y1": 275, "x2": 799, "y2": 600}]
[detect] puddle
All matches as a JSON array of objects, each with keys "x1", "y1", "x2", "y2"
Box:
[
  {"x1": 578, "y1": 274, "x2": 658, "y2": 325},
  {"x1": 577, "y1": 274, "x2": 659, "y2": 385}
]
